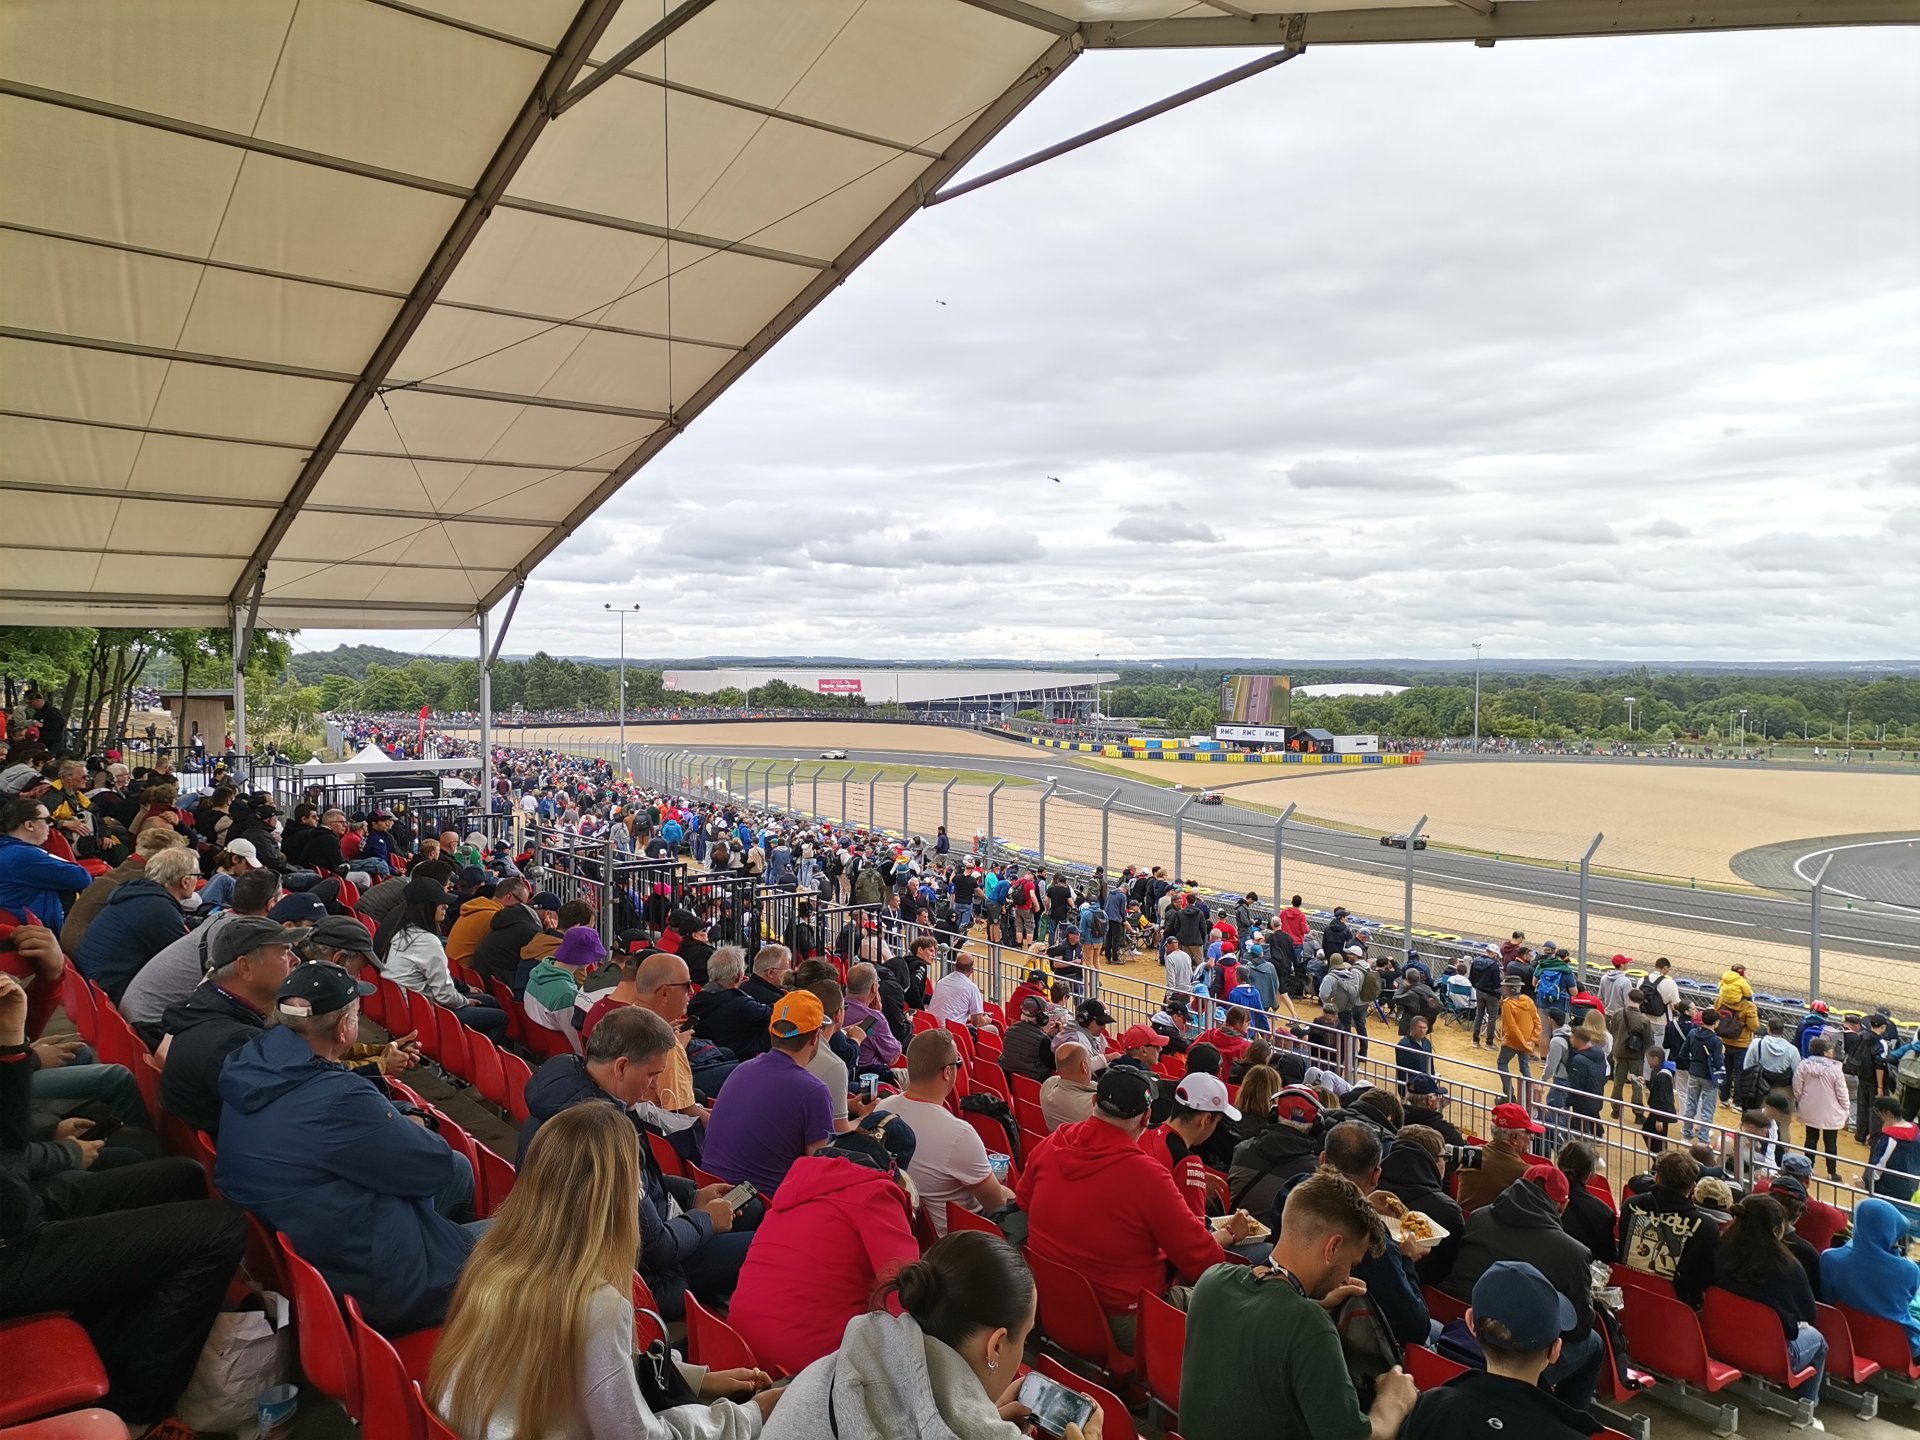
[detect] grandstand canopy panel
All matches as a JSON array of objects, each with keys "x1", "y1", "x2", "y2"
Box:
[{"x1": 2, "y1": 0, "x2": 1910, "y2": 632}]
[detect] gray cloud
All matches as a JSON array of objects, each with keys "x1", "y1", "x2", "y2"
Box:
[
  {"x1": 1285, "y1": 460, "x2": 1456, "y2": 494},
  {"x1": 1112, "y1": 516, "x2": 1221, "y2": 544},
  {"x1": 1639, "y1": 518, "x2": 1694, "y2": 539}
]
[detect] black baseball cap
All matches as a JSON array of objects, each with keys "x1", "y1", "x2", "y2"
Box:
[
  {"x1": 307, "y1": 914, "x2": 376, "y2": 957},
  {"x1": 277, "y1": 962, "x2": 374, "y2": 1018},
  {"x1": 269, "y1": 893, "x2": 329, "y2": 925},
  {"x1": 1095, "y1": 1065, "x2": 1156, "y2": 1120},
  {"x1": 529, "y1": 890, "x2": 563, "y2": 910}
]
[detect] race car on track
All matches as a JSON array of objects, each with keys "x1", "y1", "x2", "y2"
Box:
[
  {"x1": 1195, "y1": 791, "x2": 1224, "y2": 805},
  {"x1": 1381, "y1": 832, "x2": 1428, "y2": 850},
  {"x1": 819, "y1": 749, "x2": 847, "y2": 760}
]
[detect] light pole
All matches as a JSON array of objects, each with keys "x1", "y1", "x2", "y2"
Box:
[
  {"x1": 1623, "y1": 695, "x2": 1637, "y2": 733},
  {"x1": 603, "y1": 602, "x2": 639, "y2": 784},
  {"x1": 1737, "y1": 708, "x2": 1747, "y2": 750},
  {"x1": 1471, "y1": 641, "x2": 1483, "y2": 750}
]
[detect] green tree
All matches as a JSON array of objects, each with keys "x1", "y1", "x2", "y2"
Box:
[{"x1": 357, "y1": 662, "x2": 425, "y2": 712}]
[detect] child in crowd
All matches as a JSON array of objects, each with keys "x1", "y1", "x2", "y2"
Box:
[{"x1": 1641, "y1": 1048, "x2": 1673, "y2": 1155}]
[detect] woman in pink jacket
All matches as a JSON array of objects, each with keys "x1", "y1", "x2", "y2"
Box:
[{"x1": 1792, "y1": 1034, "x2": 1851, "y2": 1181}]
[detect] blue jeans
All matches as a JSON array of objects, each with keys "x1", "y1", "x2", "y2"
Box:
[
  {"x1": 352, "y1": 857, "x2": 392, "y2": 878},
  {"x1": 1497, "y1": 1048, "x2": 1533, "y2": 1101},
  {"x1": 1542, "y1": 1327, "x2": 1604, "y2": 1411},
  {"x1": 956, "y1": 904, "x2": 974, "y2": 933},
  {"x1": 32, "y1": 1056, "x2": 148, "y2": 1129},
  {"x1": 1787, "y1": 1321, "x2": 1828, "y2": 1401},
  {"x1": 1681, "y1": 1074, "x2": 1719, "y2": 1141}
]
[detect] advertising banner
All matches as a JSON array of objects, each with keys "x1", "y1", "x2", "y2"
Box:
[
  {"x1": 817, "y1": 678, "x2": 863, "y2": 695},
  {"x1": 1216, "y1": 724, "x2": 1291, "y2": 744},
  {"x1": 1220, "y1": 675, "x2": 1292, "y2": 727}
]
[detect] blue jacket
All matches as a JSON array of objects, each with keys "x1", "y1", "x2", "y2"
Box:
[
  {"x1": 1822, "y1": 1197, "x2": 1920, "y2": 1357},
  {"x1": 215, "y1": 1025, "x2": 473, "y2": 1334},
  {"x1": 1681, "y1": 1023, "x2": 1725, "y2": 1080},
  {"x1": 0, "y1": 835, "x2": 92, "y2": 935},
  {"x1": 75, "y1": 876, "x2": 186, "y2": 1003}
]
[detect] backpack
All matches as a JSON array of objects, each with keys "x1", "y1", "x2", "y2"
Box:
[
  {"x1": 1898, "y1": 1049, "x2": 1920, "y2": 1096},
  {"x1": 1715, "y1": 1008, "x2": 1744, "y2": 1041},
  {"x1": 1322, "y1": 967, "x2": 1362, "y2": 1013},
  {"x1": 1534, "y1": 965, "x2": 1571, "y2": 1013},
  {"x1": 958, "y1": 1092, "x2": 1021, "y2": 1166},
  {"x1": 1089, "y1": 911, "x2": 1107, "y2": 939},
  {"x1": 1622, "y1": 1019, "x2": 1650, "y2": 1059},
  {"x1": 1358, "y1": 968, "x2": 1382, "y2": 1005}
]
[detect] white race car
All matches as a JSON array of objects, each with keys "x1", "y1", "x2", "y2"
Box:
[{"x1": 819, "y1": 749, "x2": 847, "y2": 760}]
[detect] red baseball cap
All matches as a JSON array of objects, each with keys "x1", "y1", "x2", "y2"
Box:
[
  {"x1": 1523, "y1": 1163, "x2": 1571, "y2": 1209},
  {"x1": 1492, "y1": 1102, "x2": 1546, "y2": 1135},
  {"x1": 1115, "y1": 1024, "x2": 1169, "y2": 1051}
]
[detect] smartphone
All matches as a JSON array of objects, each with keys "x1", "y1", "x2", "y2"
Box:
[
  {"x1": 1017, "y1": 1372, "x2": 1095, "y2": 1436},
  {"x1": 83, "y1": 1114, "x2": 124, "y2": 1141},
  {"x1": 722, "y1": 1181, "x2": 757, "y2": 1212},
  {"x1": 859, "y1": 1073, "x2": 880, "y2": 1101}
]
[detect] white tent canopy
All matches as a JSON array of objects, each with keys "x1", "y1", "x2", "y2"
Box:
[{"x1": 3, "y1": 0, "x2": 1911, "y2": 635}]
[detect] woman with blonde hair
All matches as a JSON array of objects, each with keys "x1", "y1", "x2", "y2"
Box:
[{"x1": 431, "y1": 1103, "x2": 775, "y2": 1438}]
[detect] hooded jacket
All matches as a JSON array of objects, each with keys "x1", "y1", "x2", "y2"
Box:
[
  {"x1": 1821, "y1": 1197, "x2": 1920, "y2": 1357},
  {"x1": 1227, "y1": 1121, "x2": 1321, "y2": 1218},
  {"x1": 1620, "y1": 1186, "x2": 1720, "y2": 1306},
  {"x1": 1500, "y1": 993, "x2": 1541, "y2": 1054},
  {"x1": 1016, "y1": 1115, "x2": 1227, "y2": 1316},
  {"x1": 215, "y1": 1025, "x2": 472, "y2": 1334},
  {"x1": 689, "y1": 983, "x2": 771, "y2": 1059},
  {"x1": 762, "y1": 1311, "x2": 1023, "y2": 1440},
  {"x1": 1792, "y1": 1052, "x2": 1851, "y2": 1131},
  {"x1": 73, "y1": 875, "x2": 187, "y2": 1002},
  {"x1": 0, "y1": 834, "x2": 93, "y2": 938},
  {"x1": 160, "y1": 978, "x2": 270, "y2": 1134},
  {"x1": 516, "y1": 1055, "x2": 717, "y2": 1319},
  {"x1": 728, "y1": 1154, "x2": 918, "y2": 1377},
  {"x1": 470, "y1": 902, "x2": 541, "y2": 992},
  {"x1": 1442, "y1": 1177, "x2": 1594, "y2": 1344},
  {"x1": 1242, "y1": 956, "x2": 1280, "y2": 1012},
  {"x1": 444, "y1": 894, "x2": 503, "y2": 964},
  {"x1": 1379, "y1": 1142, "x2": 1466, "y2": 1284},
  {"x1": 1717, "y1": 969, "x2": 1759, "y2": 1047}
]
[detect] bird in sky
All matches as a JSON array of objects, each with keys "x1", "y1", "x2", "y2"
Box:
[
  {"x1": 1049, "y1": 475, "x2": 1061, "y2": 483},
  {"x1": 935, "y1": 299, "x2": 948, "y2": 306}
]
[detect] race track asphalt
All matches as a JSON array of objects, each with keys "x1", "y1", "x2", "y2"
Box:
[{"x1": 661, "y1": 741, "x2": 1920, "y2": 972}]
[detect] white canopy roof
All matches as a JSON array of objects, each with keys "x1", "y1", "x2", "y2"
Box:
[{"x1": 3, "y1": 0, "x2": 1911, "y2": 631}]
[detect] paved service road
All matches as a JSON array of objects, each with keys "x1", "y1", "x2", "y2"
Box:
[{"x1": 667, "y1": 743, "x2": 1920, "y2": 970}]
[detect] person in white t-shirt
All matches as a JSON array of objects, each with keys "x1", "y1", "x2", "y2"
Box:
[
  {"x1": 926, "y1": 954, "x2": 995, "y2": 1031},
  {"x1": 802, "y1": 978, "x2": 878, "y2": 1135},
  {"x1": 875, "y1": 1029, "x2": 1014, "y2": 1236}
]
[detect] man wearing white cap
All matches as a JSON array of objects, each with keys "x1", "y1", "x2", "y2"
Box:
[{"x1": 1142, "y1": 1072, "x2": 1241, "y2": 1217}]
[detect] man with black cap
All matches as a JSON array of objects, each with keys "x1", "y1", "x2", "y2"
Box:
[
  {"x1": 1000, "y1": 994, "x2": 1059, "y2": 1082},
  {"x1": 159, "y1": 916, "x2": 305, "y2": 1134},
  {"x1": 1405, "y1": 1261, "x2": 1597, "y2": 1440},
  {"x1": 1018, "y1": 1062, "x2": 1254, "y2": 1351},
  {"x1": 215, "y1": 964, "x2": 481, "y2": 1334},
  {"x1": 1055, "y1": 997, "x2": 1114, "y2": 1072},
  {"x1": 121, "y1": 867, "x2": 281, "y2": 1043}
]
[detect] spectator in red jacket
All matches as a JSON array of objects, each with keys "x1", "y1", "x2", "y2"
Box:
[
  {"x1": 1196, "y1": 1006, "x2": 1256, "y2": 1065},
  {"x1": 0, "y1": 911, "x2": 64, "y2": 1041},
  {"x1": 727, "y1": 1115, "x2": 920, "y2": 1376},
  {"x1": 1018, "y1": 1064, "x2": 1255, "y2": 1351}
]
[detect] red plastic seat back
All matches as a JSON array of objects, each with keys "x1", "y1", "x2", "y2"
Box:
[
  {"x1": 1834, "y1": 1302, "x2": 1920, "y2": 1379},
  {"x1": 1403, "y1": 1343, "x2": 1468, "y2": 1390},
  {"x1": 1619, "y1": 1286, "x2": 1729, "y2": 1389},
  {"x1": 279, "y1": 1236, "x2": 360, "y2": 1420},
  {"x1": 1025, "y1": 1248, "x2": 1134, "y2": 1379},
  {"x1": 0, "y1": 1409, "x2": 131, "y2": 1439},
  {"x1": 1035, "y1": 1353, "x2": 1137, "y2": 1440},
  {"x1": 1701, "y1": 1287, "x2": 1814, "y2": 1388},
  {"x1": 431, "y1": 1002, "x2": 472, "y2": 1081},
  {"x1": 1010, "y1": 1072, "x2": 1043, "y2": 1110},
  {"x1": 0, "y1": 1316, "x2": 111, "y2": 1427},
  {"x1": 474, "y1": 1144, "x2": 517, "y2": 1219},
  {"x1": 945, "y1": 1203, "x2": 1001, "y2": 1238},
  {"x1": 1136, "y1": 1288, "x2": 1187, "y2": 1418},
  {"x1": 411, "y1": 1381, "x2": 459, "y2": 1440},
  {"x1": 1813, "y1": 1302, "x2": 1881, "y2": 1386},
  {"x1": 344, "y1": 1295, "x2": 430, "y2": 1440},
  {"x1": 501, "y1": 1051, "x2": 533, "y2": 1124},
  {"x1": 685, "y1": 1294, "x2": 760, "y2": 1373},
  {"x1": 468, "y1": 1032, "x2": 508, "y2": 1112}
]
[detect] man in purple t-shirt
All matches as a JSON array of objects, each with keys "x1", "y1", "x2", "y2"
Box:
[{"x1": 699, "y1": 989, "x2": 836, "y2": 1195}]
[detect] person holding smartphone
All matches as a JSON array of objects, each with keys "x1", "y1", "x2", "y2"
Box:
[{"x1": 765, "y1": 1231, "x2": 1101, "y2": 1440}]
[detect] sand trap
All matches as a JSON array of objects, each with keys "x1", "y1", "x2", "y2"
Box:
[{"x1": 1204, "y1": 762, "x2": 1920, "y2": 884}]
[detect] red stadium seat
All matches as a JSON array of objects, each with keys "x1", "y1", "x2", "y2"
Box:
[
  {"x1": 0, "y1": 1318, "x2": 110, "y2": 1426},
  {"x1": 411, "y1": 1382, "x2": 459, "y2": 1440},
  {"x1": 1833, "y1": 1302, "x2": 1920, "y2": 1381},
  {"x1": 1814, "y1": 1302, "x2": 1881, "y2": 1389},
  {"x1": 1619, "y1": 1285, "x2": 1740, "y2": 1393},
  {"x1": 684, "y1": 1294, "x2": 764, "y2": 1373},
  {"x1": 632, "y1": 1274, "x2": 668, "y2": 1350},
  {"x1": 645, "y1": 1130, "x2": 689, "y2": 1180},
  {"x1": 500, "y1": 1051, "x2": 533, "y2": 1125},
  {"x1": 1034, "y1": 1354, "x2": 1136, "y2": 1440},
  {"x1": 1403, "y1": 1343, "x2": 1468, "y2": 1390},
  {"x1": 945, "y1": 1202, "x2": 1001, "y2": 1237},
  {"x1": 1136, "y1": 1288, "x2": 1186, "y2": 1424},
  {"x1": 467, "y1": 1032, "x2": 509, "y2": 1115},
  {"x1": 0, "y1": 1411, "x2": 130, "y2": 1439},
  {"x1": 1024, "y1": 1248, "x2": 1136, "y2": 1385},
  {"x1": 474, "y1": 1144, "x2": 517, "y2": 1219},
  {"x1": 344, "y1": 1295, "x2": 438, "y2": 1440},
  {"x1": 1610, "y1": 1263, "x2": 1676, "y2": 1301},
  {"x1": 430, "y1": 1002, "x2": 473, "y2": 1083},
  {"x1": 1586, "y1": 1173, "x2": 1615, "y2": 1212},
  {"x1": 280, "y1": 1234, "x2": 360, "y2": 1420},
  {"x1": 1422, "y1": 1286, "x2": 1468, "y2": 1327},
  {"x1": 960, "y1": 1109, "x2": 1017, "y2": 1175},
  {"x1": 911, "y1": 1202, "x2": 940, "y2": 1253},
  {"x1": 1010, "y1": 1072, "x2": 1044, "y2": 1111},
  {"x1": 59, "y1": 970, "x2": 97, "y2": 1047},
  {"x1": 1700, "y1": 1287, "x2": 1817, "y2": 1392},
  {"x1": 968, "y1": 1060, "x2": 1011, "y2": 1102}
]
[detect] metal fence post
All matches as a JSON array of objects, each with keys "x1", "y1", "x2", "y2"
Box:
[
  {"x1": 1037, "y1": 782, "x2": 1058, "y2": 861},
  {"x1": 985, "y1": 780, "x2": 1005, "y2": 861},
  {"x1": 867, "y1": 773, "x2": 878, "y2": 830},
  {"x1": 1809, "y1": 852, "x2": 1835, "y2": 1002},
  {"x1": 1576, "y1": 832, "x2": 1603, "y2": 988},
  {"x1": 941, "y1": 777, "x2": 956, "y2": 839},
  {"x1": 811, "y1": 766, "x2": 822, "y2": 819},
  {"x1": 902, "y1": 773, "x2": 917, "y2": 837},
  {"x1": 1173, "y1": 795, "x2": 1195, "y2": 882},
  {"x1": 1402, "y1": 815, "x2": 1428, "y2": 963},
  {"x1": 761, "y1": 760, "x2": 774, "y2": 810},
  {"x1": 600, "y1": 831, "x2": 617, "y2": 950},
  {"x1": 1100, "y1": 786, "x2": 1120, "y2": 875},
  {"x1": 840, "y1": 773, "x2": 850, "y2": 823},
  {"x1": 1273, "y1": 802, "x2": 1296, "y2": 906}
]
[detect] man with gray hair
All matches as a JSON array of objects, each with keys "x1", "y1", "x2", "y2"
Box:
[
  {"x1": 122, "y1": 867, "x2": 281, "y2": 1040},
  {"x1": 215, "y1": 963, "x2": 483, "y2": 1334},
  {"x1": 159, "y1": 916, "x2": 305, "y2": 1133},
  {"x1": 744, "y1": 943, "x2": 792, "y2": 1008},
  {"x1": 688, "y1": 944, "x2": 773, "y2": 1058},
  {"x1": 843, "y1": 962, "x2": 901, "y2": 1075}
]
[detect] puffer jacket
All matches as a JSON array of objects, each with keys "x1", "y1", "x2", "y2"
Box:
[
  {"x1": 1718, "y1": 969, "x2": 1759, "y2": 1047},
  {"x1": 160, "y1": 979, "x2": 269, "y2": 1134},
  {"x1": 1792, "y1": 1053, "x2": 1851, "y2": 1130},
  {"x1": 1227, "y1": 1120, "x2": 1321, "y2": 1217},
  {"x1": 73, "y1": 875, "x2": 186, "y2": 1003}
]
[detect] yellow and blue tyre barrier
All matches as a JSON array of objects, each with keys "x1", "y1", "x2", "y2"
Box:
[{"x1": 1024, "y1": 736, "x2": 1422, "y2": 765}]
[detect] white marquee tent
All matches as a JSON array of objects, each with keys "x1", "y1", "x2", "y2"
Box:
[{"x1": 3, "y1": 0, "x2": 1911, "y2": 779}]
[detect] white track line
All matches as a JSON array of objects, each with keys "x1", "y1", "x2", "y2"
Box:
[{"x1": 1793, "y1": 837, "x2": 1920, "y2": 905}]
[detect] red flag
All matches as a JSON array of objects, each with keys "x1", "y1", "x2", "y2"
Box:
[{"x1": 417, "y1": 703, "x2": 429, "y2": 753}]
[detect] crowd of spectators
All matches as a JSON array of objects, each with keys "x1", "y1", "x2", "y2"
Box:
[{"x1": 4, "y1": 720, "x2": 1920, "y2": 1440}]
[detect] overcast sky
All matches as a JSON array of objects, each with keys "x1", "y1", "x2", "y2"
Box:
[{"x1": 303, "y1": 27, "x2": 1920, "y2": 667}]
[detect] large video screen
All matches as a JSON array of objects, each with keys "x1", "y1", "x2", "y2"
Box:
[{"x1": 1220, "y1": 674, "x2": 1291, "y2": 727}]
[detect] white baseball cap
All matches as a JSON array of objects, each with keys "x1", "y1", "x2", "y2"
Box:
[
  {"x1": 1175, "y1": 1072, "x2": 1241, "y2": 1122},
  {"x1": 225, "y1": 838, "x2": 265, "y2": 869}
]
